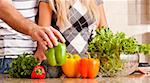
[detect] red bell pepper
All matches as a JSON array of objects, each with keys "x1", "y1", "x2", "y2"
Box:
[
  {"x1": 79, "y1": 53, "x2": 100, "y2": 78},
  {"x1": 31, "y1": 65, "x2": 46, "y2": 79}
]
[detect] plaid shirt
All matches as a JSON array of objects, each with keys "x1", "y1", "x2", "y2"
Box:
[{"x1": 40, "y1": 0, "x2": 103, "y2": 54}]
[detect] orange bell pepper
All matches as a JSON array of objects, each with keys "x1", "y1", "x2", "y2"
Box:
[
  {"x1": 62, "y1": 53, "x2": 81, "y2": 78},
  {"x1": 79, "y1": 53, "x2": 100, "y2": 78},
  {"x1": 62, "y1": 79, "x2": 98, "y2": 83}
]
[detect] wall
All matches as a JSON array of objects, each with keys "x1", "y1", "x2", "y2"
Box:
[{"x1": 103, "y1": 0, "x2": 149, "y2": 43}]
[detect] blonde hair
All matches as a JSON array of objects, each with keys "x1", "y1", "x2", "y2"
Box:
[{"x1": 48, "y1": 0, "x2": 100, "y2": 28}]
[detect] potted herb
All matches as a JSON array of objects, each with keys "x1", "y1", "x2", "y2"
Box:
[{"x1": 88, "y1": 27, "x2": 140, "y2": 76}]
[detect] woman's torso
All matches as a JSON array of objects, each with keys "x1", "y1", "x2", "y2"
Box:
[{"x1": 53, "y1": 0, "x2": 103, "y2": 54}]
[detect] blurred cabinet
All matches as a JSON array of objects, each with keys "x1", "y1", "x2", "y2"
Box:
[{"x1": 128, "y1": 0, "x2": 150, "y2": 24}]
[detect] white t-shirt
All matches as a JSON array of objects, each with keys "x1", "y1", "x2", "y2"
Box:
[{"x1": 0, "y1": 0, "x2": 38, "y2": 57}]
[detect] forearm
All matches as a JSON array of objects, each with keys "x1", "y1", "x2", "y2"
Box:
[
  {"x1": 38, "y1": 2, "x2": 52, "y2": 26},
  {"x1": 0, "y1": 0, "x2": 38, "y2": 36},
  {"x1": 98, "y1": 4, "x2": 107, "y2": 27}
]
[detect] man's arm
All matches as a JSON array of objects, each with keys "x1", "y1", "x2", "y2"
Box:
[
  {"x1": 0, "y1": 0, "x2": 36, "y2": 36},
  {"x1": 0, "y1": 0, "x2": 65, "y2": 50}
]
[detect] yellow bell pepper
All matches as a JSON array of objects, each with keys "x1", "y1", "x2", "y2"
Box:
[{"x1": 62, "y1": 53, "x2": 81, "y2": 78}]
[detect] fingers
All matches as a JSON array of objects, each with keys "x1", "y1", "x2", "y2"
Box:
[
  {"x1": 50, "y1": 27, "x2": 66, "y2": 43},
  {"x1": 44, "y1": 28, "x2": 58, "y2": 46},
  {"x1": 32, "y1": 26, "x2": 65, "y2": 49},
  {"x1": 34, "y1": 43, "x2": 46, "y2": 62},
  {"x1": 34, "y1": 48, "x2": 46, "y2": 63},
  {"x1": 39, "y1": 30, "x2": 53, "y2": 48},
  {"x1": 39, "y1": 42, "x2": 48, "y2": 51},
  {"x1": 33, "y1": 32, "x2": 47, "y2": 50}
]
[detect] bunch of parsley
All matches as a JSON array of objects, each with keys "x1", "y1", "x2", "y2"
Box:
[{"x1": 8, "y1": 53, "x2": 38, "y2": 78}]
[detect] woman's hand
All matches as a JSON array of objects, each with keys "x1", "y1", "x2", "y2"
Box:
[
  {"x1": 34, "y1": 43, "x2": 46, "y2": 62},
  {"x1": 31, "y1": 26, "x2": 65, "y2": 51}
]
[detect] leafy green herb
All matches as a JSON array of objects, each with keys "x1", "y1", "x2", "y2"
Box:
[
  {"x1": 8, "y1": 53, "x2": 39, "y2": 78},
  {"x1": 88, "y1": 26, "x2": 139, "y2": 76},
  {"x1": 138, "y1": 44, "x2": 150, "y2": 55}
]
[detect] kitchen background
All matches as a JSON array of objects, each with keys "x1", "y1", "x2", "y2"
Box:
[{"x1": 103, "y1": 0, "x2": 150, "y2": 63}]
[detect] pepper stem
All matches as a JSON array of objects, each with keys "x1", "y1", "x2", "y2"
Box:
[
  {"x1": 86, "y1": 52, "x2": 91, "y2": 59},
  {"x1": 66, "y1": 53, "x2": 73, "y2": 58},
  {"x1": 35, "y1": 68, "x2": 42, "y2": 75}
]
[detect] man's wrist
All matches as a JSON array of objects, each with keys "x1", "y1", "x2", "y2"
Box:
[{"x1": 29, "y1": 25, "x2": 37, "y2": 38}]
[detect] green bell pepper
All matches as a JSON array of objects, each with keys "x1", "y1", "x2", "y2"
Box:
[{"x1": 45, "y1": 42, "x2": 66, "y2": 66}]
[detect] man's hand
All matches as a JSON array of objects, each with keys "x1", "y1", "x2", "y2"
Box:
[
  {"x1": 31, "y1": 26, "x2": 65, "y2": 51},
  {"x1": 0, "y1": 0, "x2": 65, "y2": 51}
]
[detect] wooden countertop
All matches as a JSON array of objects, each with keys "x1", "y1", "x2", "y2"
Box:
[{"x1": 0, "y1": 74, "x2": 150, "y2": 83}]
